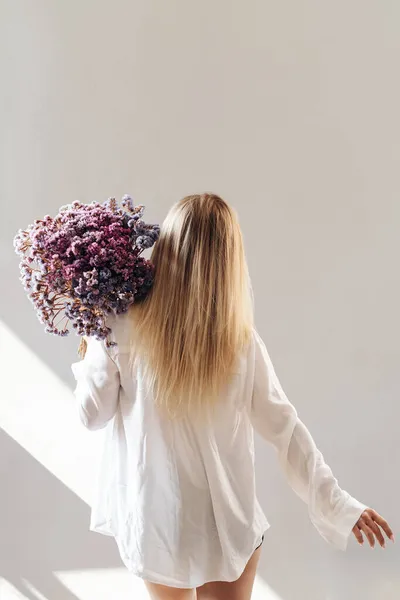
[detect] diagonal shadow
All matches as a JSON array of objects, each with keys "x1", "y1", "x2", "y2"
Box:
[{"x1": 0, "y1": 428, "x2": 122, "y2": 600}]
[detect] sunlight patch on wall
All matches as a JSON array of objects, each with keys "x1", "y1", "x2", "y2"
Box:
[
  {"x1": 0, "y1": 578, "x2": 48, "y2": 600},
  {"x1": 253, "y1": 576, "x2": 284, "y2": 599},
  {"x1": 0, "y1": 580, "x2": 25, "y2": 600},
  {"x1": 0, "y1": 320, "x2": 102, "y2": 504}
]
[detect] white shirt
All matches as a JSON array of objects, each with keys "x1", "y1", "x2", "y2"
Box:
[{"x1": 72, "y1": 312, "x2": 366, "y2": 588}]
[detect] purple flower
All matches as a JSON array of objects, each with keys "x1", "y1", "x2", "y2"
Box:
[{"x1": 14, "y1": 195, "x2": 160, "y2": 342}]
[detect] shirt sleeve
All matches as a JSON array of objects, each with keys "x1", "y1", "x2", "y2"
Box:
[
  {"x1": 71, "y1": 337, "x2": 120, "y2": 431},
  {"x1": 250, "y1": 329, "x2": 367, "y2": 551}
]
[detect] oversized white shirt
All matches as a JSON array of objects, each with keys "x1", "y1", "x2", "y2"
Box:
[{"x1": 72, "y1": 313, "x2": 366, "y2": 588}]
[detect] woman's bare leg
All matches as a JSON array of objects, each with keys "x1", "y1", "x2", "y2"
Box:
[
  {"x1": 145, "y1": 544, "x2": 261, "y2": 600},
  {"x1": 144, "y1": 581, "x2": 196, "y2": 600},
  {"x1": 196, "y1": 545, "x2": 262, "y2": 600}
]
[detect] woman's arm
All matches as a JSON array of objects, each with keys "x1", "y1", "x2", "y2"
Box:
[
  {"x1": 71, "y1": 337, "x2": 120, "y2": 431},
  {"x1": 250, "y1": 329, "x2": 368, "y2": 551}
]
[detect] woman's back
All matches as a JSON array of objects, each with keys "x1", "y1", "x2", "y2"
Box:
[{"x1": 74, "y1": 310, "x2": 268, "y2": 588}]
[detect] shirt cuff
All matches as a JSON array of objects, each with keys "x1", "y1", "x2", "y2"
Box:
[{"x1": 329, "y1": 496, "x2": 368, "y2": 551}]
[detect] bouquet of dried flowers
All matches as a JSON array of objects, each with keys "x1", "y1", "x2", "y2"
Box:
[{"x1": 14, "y1": 195, "x2": 160, "y2": 354}]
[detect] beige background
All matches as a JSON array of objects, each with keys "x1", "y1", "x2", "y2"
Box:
[{"x1": 1, "y1": 1, "x2": 399, "y2": 599}]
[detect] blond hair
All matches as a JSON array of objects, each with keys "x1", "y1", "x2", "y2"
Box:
[{"x1": 130, "y1": 193, "x2": 253, "y2": 415}]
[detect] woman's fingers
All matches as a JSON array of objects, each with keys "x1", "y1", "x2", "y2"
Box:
[
  {"x1": 359, "y1": 521, "x2": 376, "y2": 548},
  {"x1": 354, "y1": 509, "x2": 394, "y2": 549},
  {"x1": 364, "y1": 514, "x2": 386, "y2": 548},
  {"x1": 353, "y1": 508, "x2": 394, "y2": 548},
  {"x1": 370, "y1": 510, "x2": 395, "y2": 542},
  {"x1": 352, "y1": 525, "x2": 364, "y2": 545}
]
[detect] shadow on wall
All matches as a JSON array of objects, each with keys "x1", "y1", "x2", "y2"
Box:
[{"x1": 0, "y1": 428, "x2": 122, "y2": 600}]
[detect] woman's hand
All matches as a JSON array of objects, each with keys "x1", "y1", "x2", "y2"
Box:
[{"x1": 353, "y1": 509, "x2": 394, "y2": 548}]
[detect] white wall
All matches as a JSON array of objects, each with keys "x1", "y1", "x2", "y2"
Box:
[{"x1": 1, "y1": 1, "x2": 399, "y2": 599}]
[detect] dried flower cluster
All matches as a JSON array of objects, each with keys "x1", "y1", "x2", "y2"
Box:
[{"x1": 14, "y1": 195, "x2": 160, "y2": 342}]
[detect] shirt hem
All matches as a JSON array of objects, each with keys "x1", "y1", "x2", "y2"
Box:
[{"x1": 92, "y1": 522, "x2": 270, "y2": 589}]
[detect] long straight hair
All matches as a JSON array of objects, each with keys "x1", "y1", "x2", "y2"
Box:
[{"x1": 130, "y1": 193, "x2": 253, "y2": 415}]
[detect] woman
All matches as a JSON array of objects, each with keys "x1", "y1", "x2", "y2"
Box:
[{"x1": 72, "y1": 194, "x2": 394, "y2": 600}]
